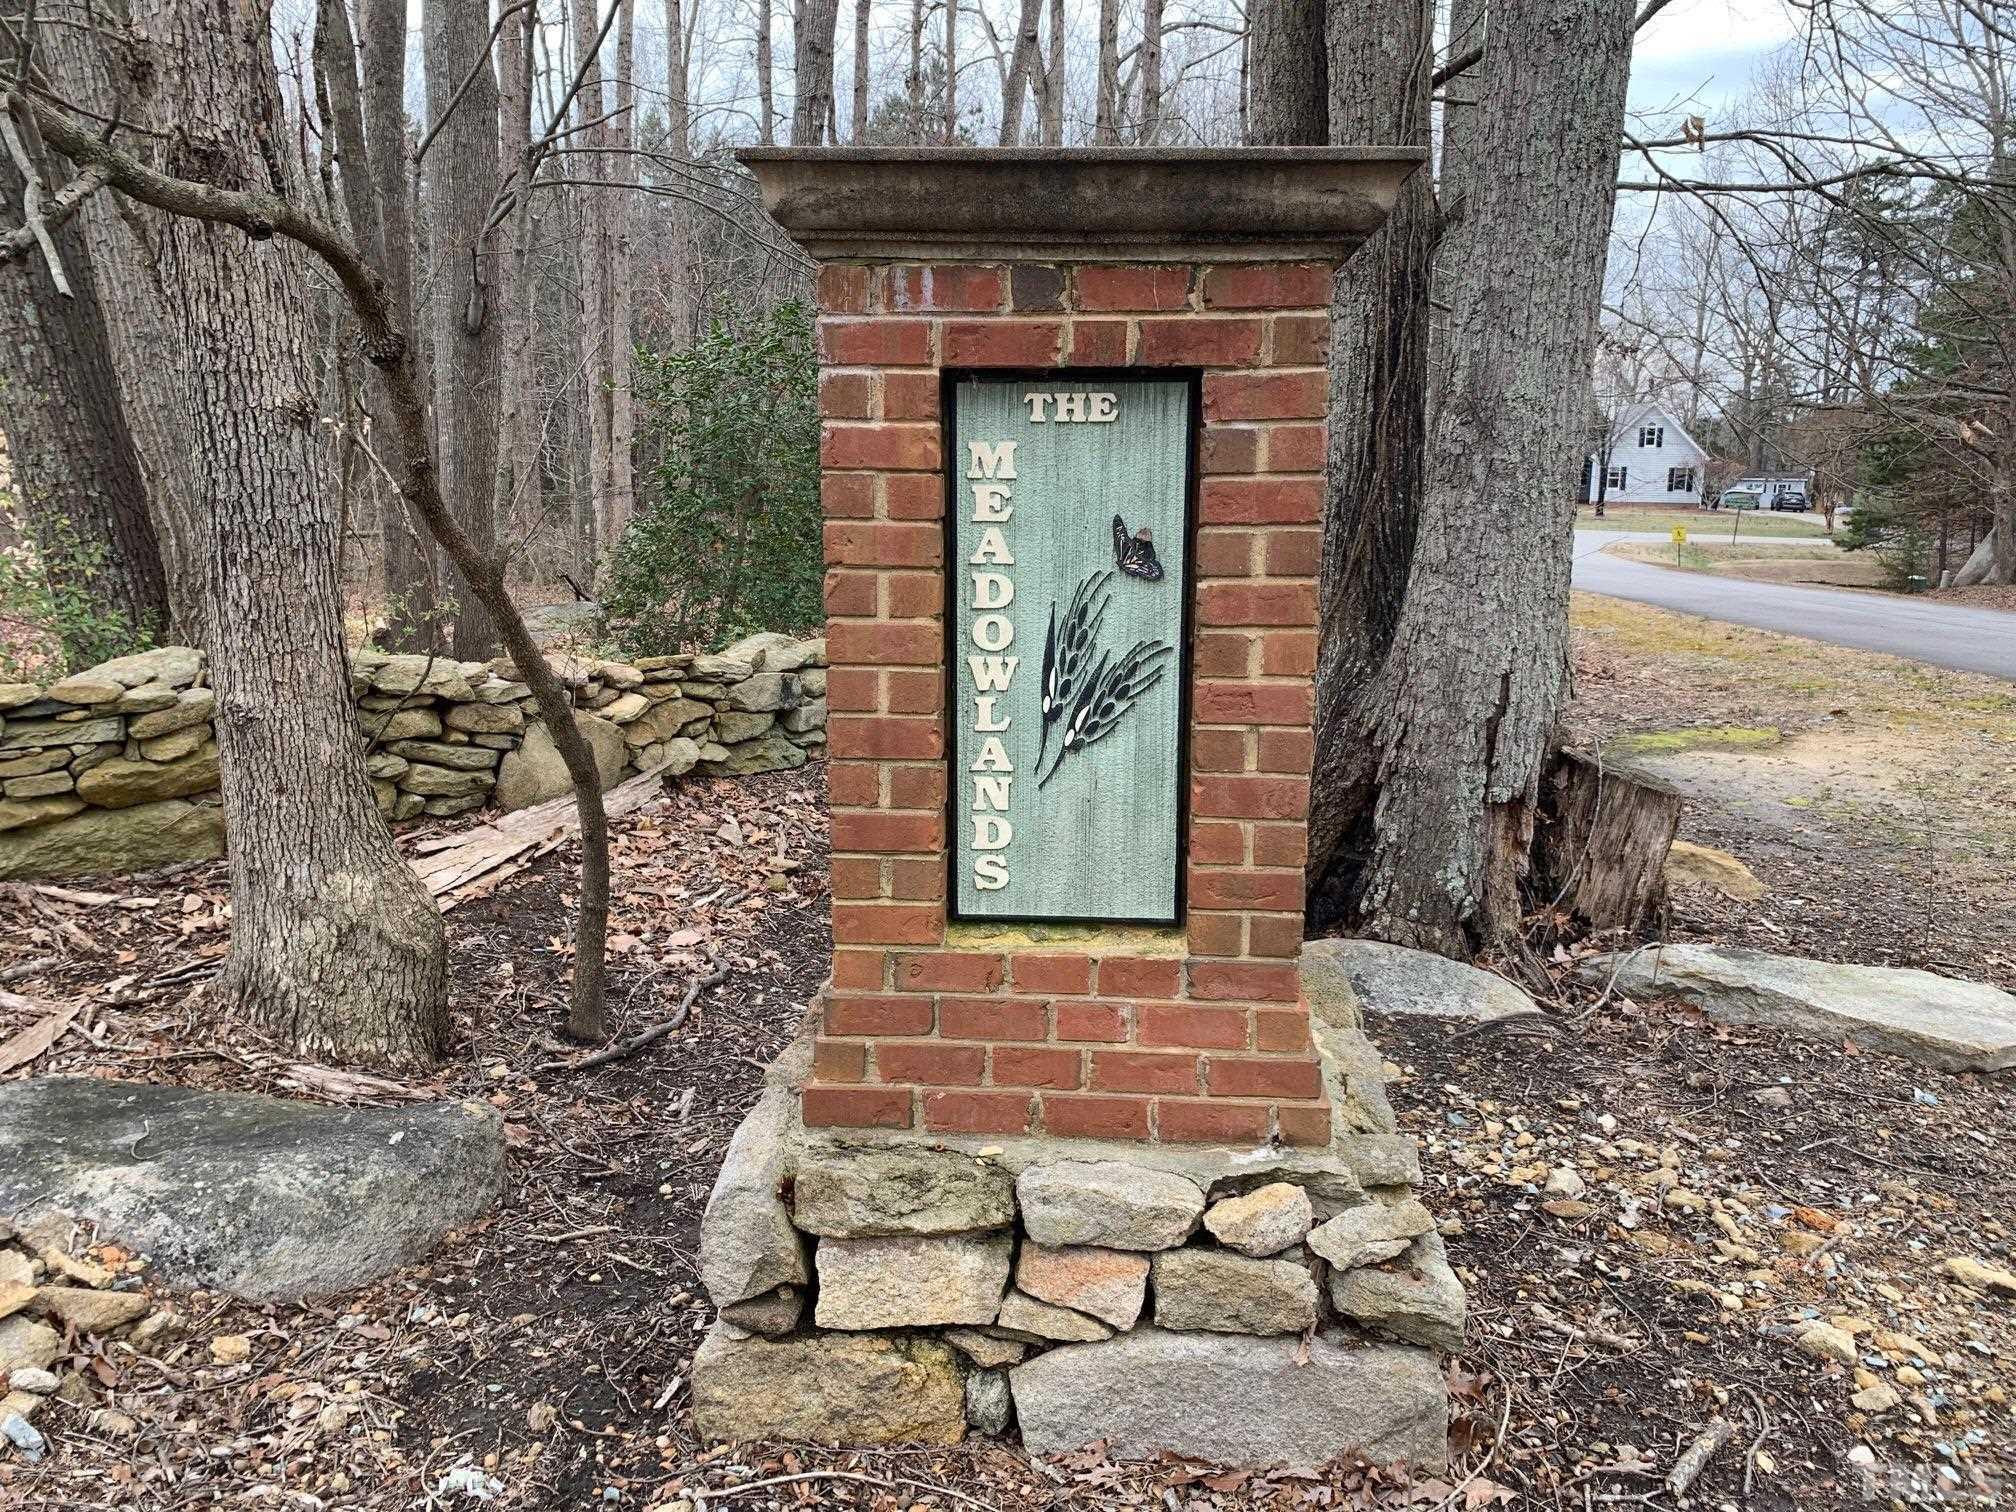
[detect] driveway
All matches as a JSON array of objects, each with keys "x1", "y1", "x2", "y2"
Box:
[{"x1": 1571, "y1": 530, "x2": 2016, "y2": 681}]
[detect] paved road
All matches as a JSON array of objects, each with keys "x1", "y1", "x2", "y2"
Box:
[{"x1": 1571, "y1": 530, "x2": 2016, "y2": 681}]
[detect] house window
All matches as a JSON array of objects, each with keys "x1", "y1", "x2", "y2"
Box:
[
  {"x1": 1667, "y1": 466, "x2": 1697, "y2": 493},
  {"x1": 1638, "y1": 424, "x2": 1665, "y2": 448},
  {"x1": 1606, "y1": 465, "x2": 1628, "y2": 490}
]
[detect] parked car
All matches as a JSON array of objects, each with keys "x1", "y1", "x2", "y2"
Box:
[
  {"x1": 1716, "y1": 486, "x2": 1764, "y2": 510},
  {"x1": 1770, "y1": 490, "x2": 1811, "y2": 512}
]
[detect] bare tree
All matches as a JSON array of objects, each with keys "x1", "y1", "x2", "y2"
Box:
[
  {"x1": 795, "y1": 0, "x2": 843, "y2": 143},
  {"x1": 1095, "y1": 0, "x2": 1120, "y2": 142},
  {"x1": 852, "y1": 0, "x2": 870, "y2": 139},
  {"x1": 757, "y1": 0, "x2": 776, "y2": 143},
  {"x1": 1000, "y1": 0, "x2": 1044, "y2": 145}
]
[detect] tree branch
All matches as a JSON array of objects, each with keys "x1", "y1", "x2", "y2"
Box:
[{"x1": 412, "y1": 0, "x2": 535, "y2": 166}]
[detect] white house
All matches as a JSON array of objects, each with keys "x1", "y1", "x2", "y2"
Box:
[{"x1": 1581, "y1": 404, "x2": 1711, "y2": 506}]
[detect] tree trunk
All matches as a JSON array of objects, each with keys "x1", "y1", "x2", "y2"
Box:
[
  {"x1": 1041, "y1": 0, "x2": 1064, "y2": 144},
  {"x1": 1534, "y1": 749, "x2": 1681, "y2": 935},
  {"x1": 943, "y1": 0, "x2": 959, "y2": 141},
  {"x1": 1248, "y1": 0, "x2": 1326, "y2": 145},
  {"x1": 909, "y1": 0, "x2": 926, "y2": 128},
  {"x1": 1139, "y1": 0, "x2": 1165, "y2": 144},
  {"x1": 794, "y1": 0, "x2": 841, "y2": 144},
  {"x1": 493, "y1": 0, "x2": 540, "y2": 580},
  {"x1": 852, "y1": 0, "x2": 870, "y2": 140},
  {"x1": 130, "y1": 0, "x2": 448, "y2": 1063},
  {"x1": 605, "y1": 0, "x2": 637, "y2": 556},
  {"x1": 1313, "y1": 0, "x2": 1636, "y2": 955},
  {"x1": 999, "y1": 0, "x2": 1043, "y2": 146},
  {"x1": 1094, "y1": 0, "x2": 1119, "y2": 144},
  {"x1": 360, "y1": 0, "x2": 439, "y2": 651},
  {"x1": 757, "y1": 0, "x2": 776, "y2": 144},
  {"x1": 572, "y1": 0, "x2": 613, "y2": 571},
  {"x1": 423, "y1": 0, "x2": 504, "y2": 659},
  {"x1": 668, "y1": 0, "x2": 692, "y2": 150},
  {"x1": 0, "y1": 54, "x2": 172, "y2": 659}
]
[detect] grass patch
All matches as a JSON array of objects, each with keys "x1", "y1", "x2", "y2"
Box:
[
  {"x1": 1615, "y1": 725, "x2": 1783, "y2": 755},
  {"x1": 1576, "y1": 506, "x2": 1829, "y2": 538}
]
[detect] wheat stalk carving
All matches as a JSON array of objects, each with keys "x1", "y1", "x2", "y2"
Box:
[
  {"x1": 1036, "y1": 570, "x2": 1111, "y2": 772},
  {"x1": 1035, "y1": 572, "x2": 1172, "y2": 788}
]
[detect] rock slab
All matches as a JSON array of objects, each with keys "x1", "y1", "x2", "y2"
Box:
[
  {"x1": 1150, "y1": 1248, "x2": 1318, "y2": 1336},
  {"x1": 698, "y1": 1087, "x2": 809, "y2": 1308},
  {"x1": 1014, "y1": 1245, "x2": 1148, "y2": 1330},
  {"x1": 1011, "y1": 1326, "x2": 1447, "y2": 1471},
  {"x1": 813, "y1": 1232, "x2": 1012, "y2": 1330},
  {"x1": 0, "y1": 1078, "x2": 505, "y2": 1302},
  {"x1": 1328, "y1": 1232, "x2": 1467, "y2": 1352},
  {"x1": 692, "y1": 1325, "x2": 965, "y2": 1445},
  {"x1": 1580, "y1": 944, "x2": 2016, "y2": 1072},
  {"x1": 1017, "y1": 1161, "x2": 1204, "y2": 1251},
  {"x1": 791, "y1": 1146, "x2": 1015, "y2": 1237},
  {"x1": 1302, "y1": 939, "x2": 1541, "y2": 1025}
]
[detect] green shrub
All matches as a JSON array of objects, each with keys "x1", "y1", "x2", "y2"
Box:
[
  {"x1": 609, "y1": 301, "x2": 824, "y2": 655},
  {"x1": 0, "y1": 500, "x2": 151, "y2": 679},
  {"x1": 1837, "y1": 495, "x2": 1934, "y2": 591}
]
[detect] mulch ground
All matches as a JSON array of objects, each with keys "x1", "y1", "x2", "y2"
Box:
[{"x1": 5, "y1": 624, "x2": 2015, "y2": 1507}]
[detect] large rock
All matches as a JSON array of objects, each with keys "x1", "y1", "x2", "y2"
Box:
[
  {"x1": 127, "y1": 688, "x2": 215, "y2": 740},
  {"x1": 1, "y1": 715, "x2": 122, "y2": 751},
  {"x1": 0, "y1": 794, "x2": 84, "y2": 833},
  {"x1": 812, "y1": 1232, "x2": 1012, "y2": 1329},
  {"x1": 75, "y1": 742, "x2": 220, "y2": 808},
  {"x1": 1302, "y1": 939, "x2": 1541, "y2": 1025},
  {"x1": 1307, "y1": 1195, "x2": 1435, "y2": 1272},
  {"x1": 1017, "y1": 1161, "x2": 1204, "y2": 1251},
  {"x1": 1011, "y1": 1327, "x2": 1447, "y2": 1471},
  {"x1": 0, "y1": 798, "x2": 225, "y2": 880},
  {"x1": 1150, "y1": 1248, "x2": 1317, "y2": 1335},
  {"x1": 0, "y1": 1079, "x2": 504, "y2": 1302},
  {"x1": 519, "y1": 602, "x2": 606, "y2": 646},
  {"x1": 691, "y1": 1324, "x2": 964, "y2": 1445},
  {"x1": 701, "y1": 732, "x2": 808, "y2": 775},
  {"x1": 492, "y1": 715, "x2": 627, "y2": 812},
  {"x1": 791, "y1": 1146, "x2": 1015, "y2": 1237},
  {"x1": 995, "y1": 1288, "x2": 1113, "y2": 1342},
  {"x1": 1014, "y1": 1244, "x2": 1148, "y2": 1329},
  {"x1": 86, "y1": 647, "x2": 202, "y2": 690},
  {"x1": 1328, "y1": 1232, "x2": 1466, "y2": 1352},
  {"x1": 696, "y1": 1087, "x2": 808, "y2": 1308},
  {"x1": 0, "y1": 1316, "x2": 59, "y2": 1374},
  {"x1": 1579, "y1": 945, "x2": 2016, "y2": 1072},
  {"x1": 1202, "y1": 1182, "x2": 1313, "y2": 1257}
]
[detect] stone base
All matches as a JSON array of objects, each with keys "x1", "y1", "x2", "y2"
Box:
[{"x1": 690, "y1": 991, "x2": 1462, "y2": 1471}]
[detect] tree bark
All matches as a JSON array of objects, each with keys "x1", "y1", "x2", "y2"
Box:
[
  {"x1": 572, "y1": 0, "x2": 614, "y2": 570},
  {"x1": 1534, "y1": 749, "x2": 1681, "y2": 934},
  {"x1": 943, "y1": 0, "x2": 960, "y2": 141},
  {"x1": 423, "y1": 0, "x2": 505, "y2": 658},
  {"x1": 1139, "y1": 0, "x2": 1165, "y2": 144},
  {"x1": 999, "y1": 0, "x2": 1043, "y2": 146},
  {"x1": 1040, "y1": 0, "x2": 1064, "y2": 144},
  {"x1": 1248, "y1": 0, "x2": 1326, "y2": 146},
  {"x1": 493, "y1": 0, "x2": 540, "y2": 578},
  {"x1": 794, "y1": 0, "x2": 841, "y2": 144},
  {"x1": 605, "y1": 0, "x2": 637, "y2": 556},
  {"x1": 757, "y1": 0, "x2": 776, "y2": 144},
  {"x1": 1094, "y1": 0, "x2": 1120, "y2": 144},
  {"x1": 851, "y1": 0, "x2": 870, "y2": 140},
  {"x1": 0, "y1": 51, "x2": 172, "y2": 659},
  {"x1": 1313, "y1": 0, "x2": 1636, "y2": 955}
]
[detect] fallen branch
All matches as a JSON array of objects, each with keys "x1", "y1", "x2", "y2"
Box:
[
  {"x1": 693, "y1": 1471, "x2": 996, "y2": 1511},
  {"x1": 537, "y1": 966, "x2": 729, "y2": 1074},
  {"x1": 1531, "y1": 1301, "x2": 1641, "y2": 1353},
  {"x1": 1666, "y1": 1419, "x2": 1736, "y2": 1497}
]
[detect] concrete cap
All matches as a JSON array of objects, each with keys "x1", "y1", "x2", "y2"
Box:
[{"x1": 736, "y1": 147, "x2": 1427, "y2": 264}]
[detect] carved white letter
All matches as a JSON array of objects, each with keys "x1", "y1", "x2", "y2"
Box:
[{"x1": 967, "y1": 440, "x2": 1018, "y2": 478}]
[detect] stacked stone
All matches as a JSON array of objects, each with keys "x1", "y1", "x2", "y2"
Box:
[
  {"x1": 694, "y1": 1005, "x2": 1465, "y2": 1471},
  {"x1": 0, "y1": 630, "x2": 828, "y2": 879}
]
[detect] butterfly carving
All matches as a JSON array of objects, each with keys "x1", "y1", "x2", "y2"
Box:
[{"x1": 1112, "y1": 515, "x2": 1165, "y2": 582}]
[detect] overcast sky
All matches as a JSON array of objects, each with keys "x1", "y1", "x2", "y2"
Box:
[{"x1": 1627, "y1": 0, "x2": 1803, "y2": 118}]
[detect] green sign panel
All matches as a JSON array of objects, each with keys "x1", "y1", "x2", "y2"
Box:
[{"x1": 949, "y1": 378, "x2": 1192, "y2": 923}]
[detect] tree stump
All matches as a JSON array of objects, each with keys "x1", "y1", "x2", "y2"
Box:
[{"x1": 1535, "y1": 747, "x2": 1683, "y2": 934}]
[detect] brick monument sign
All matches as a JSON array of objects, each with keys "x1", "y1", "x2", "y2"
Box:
[{"x1": 693, "y1": 150, "x2": 1466, "y2": 1470}]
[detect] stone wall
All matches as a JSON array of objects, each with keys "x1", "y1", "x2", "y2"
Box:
[{"x1": 0, "y1": 632, "x2": 827, "y2": 880}]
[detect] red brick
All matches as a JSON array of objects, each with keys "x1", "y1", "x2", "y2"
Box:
[
  {"x1": 1247, "y1": 915, "x2": 1306, "y2": 959},
  {"x1": 939, "y1": 996, "x2": 1048, "y2": 1041},
  {"x1": 826, "y1": 993, "x2": 933, "y2": 1036},
  {"x1": 890, "y1": 857, "x2": 946, "y2": 901},
  {"x1": 1195, "y1": 530, "x2": 1256, "y2": 578},
  {"x1": 831, "y1": 856, "x2": 882, "y2": 899},
  {"x1": 825, "y1": 521, "x2": 942, "y2": 569},
  {"x1": 1255, "y1": 1010, "x2": 1312, "y2": 1052},
  {"x1": 825, "y1": 667, "x2": 878, "y2": 712},
  {"x1": 827, "y1": 761, "x2": 881, "y2": 806},
  {"x1": 1193, "y1": 682, "x2": 1313, "y2": 727},
  {"x1": 828, "y1": 715, "x2": 942, "y2": 761},
  {"x1": 1276, "y1": 1104, "x2": 1334, "y2": 1146},
  {"x1": 1097, "y1": 958, "x2": 1182, "y2": 998},
  {"x1": 1159, "y1": 1099, "x2": 1271, "y2": 1144},
  {"x1": 1090, "y1": 1050, "x2": 1200, "y2": 1095},
  {"x1": 819, "y1": 318, "x2": 931, "y2": 365},
  {"x1": 1042, "y1": 1094, "x2": 1151, "y2": 1140},
  {"x1": 889, "y1": 765, "x2": 948, "y2": 809},
  {"x1": 822, "y1": 423, "x2": 940, "y2": 472},
  {"x1": 1189, "y1": 819, "x2": 1246, "y2": 865},
  {"x1": 886, "y1": 668, "x2": 944, "y2": 715},
  {"x1": 1207, "y1": 1056, "x2": 1323, "y2": 1099},
  {"x1": 1261, "y1": 631, "x2": 1318, "y2": 677},
  {"x1": 831, "y1": 903, "x2": 944, "y2": 946},
  {"x1": 1264, "y1": 424, "x2": 1327, "y2": 473},
  {"x1": 884, "y1": 472, "x2": 945, "y2": 520},
  {"x1": 878, "y1": 1042, "x2": 985, "y2": 1086},
  {"x1": 1054, "y1": 1000, "x2": 1129, "y2": 1042},
  {"x1": 1200, "y1": 427, "x2": 1260, "y2": 475},
  {"x1": 1257, "y1": 729, "x2": 1315, "y2": 776},
  {"x1": 1187, "y1": 912, "x2": 1243, "y2": 957},
  {"x1": 884, "y1": 570, "x2": 942, "y2": 618},
  {"x1": 1271, "y1": 314, "x2": 1329, "y2": 367},
  {"x1": 1068, "y1": 319, "x2": 1130, "y2": 364},
  {"x1": 1200, "y1": 477, "x2": 1323, "y2": 525},
  {"x1": 1139, "y1": 1005, "x2": 1250, "y2": 1050},
  {"x1": 1191, "y1": 774, "x2": 1311, "y2": 820},
  {"x1": 882, "y1": 371, "x2": 941, "y2": 421},
  {"x1": 1198, "y1": 582, "x2": 1317, "y2": 628},
  {"x1": 893, "y1": 951, "x2": 1004, "y2": 993},
  {"x1": 1193, "y1": 633, "x2": 1254, "y2": 677},
  {"x1": 1137, "y1": 317, "x2": 1262, "y2": 367},
  {"x1": 1201, "y1": 262, "x2": 1332, "y2": 310},
  {"x1": 1262, "y1": 529, "x2": 1321, "y2": 577},
  {"x1": 1074, "y1": 265, "x2": 1191, "y2": 312},
  {"x1": 923, "y1": 1090, "x2": 1034, "y2": 1134},
  {"x1": 1011, "y1": 954, "x2": 1094, "y2": 995},
  {"x1": 828, "y1": 622, "x2": 941, "y2": 666},
  {"x1": 1188, "y1": 868, "x2": 1306, "y2": 915},
  {"x1": 822, "y1": 472, "x2": 876, "y2": 519},
  {"x1": 813, "y1": 1038, "x2": 868, "y2": 1082},
  {"x1": 824, "y1": 570, "x2": 877, "y2": 619},
  {"x1": 820, "y1": 371, "x2": 872, "y2": 418},
  {"x1": 1251, "y1": 820, "x2": 1309, "y2": 864},
  {"x1": 804, "y1": 1085, "x2": 911, "y2": 1128},
  {"x1": 992, "y1": 1046, "x2": 1083, "y2": 1089},
  {"x1": 1185, "y1": 959, "x2": 1298, "y2": 1008},
  {"x1": 941, "y1": 320, "x2": 1064, "y2": 366},
  {"x1": 884, "y1": 264, "x2": 1006, "y2": 312},
  {"x1": 831, "y1": 947, "x2": 887, "y2": 989},
  {"x1": 1191, "y1": 727, "x2": 1246, "y2": 773},
  {"x1": 815, "y1": 265, "x2": 871, "y2": 314},
  {"x1": 1205, "y1": 370, "x2": 1328, "y2": 422},
  {"x1": 1010, "y1": 264, "x2": 1067, "y2": 311}
]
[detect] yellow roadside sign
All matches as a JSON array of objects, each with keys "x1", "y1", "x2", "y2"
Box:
[{"x1": 1671, "y1": 526, "x2": 1687, "y2": 544}]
